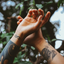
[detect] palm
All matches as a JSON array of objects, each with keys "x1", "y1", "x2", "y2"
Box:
[
  {"x1": 17, "y1": 9, "x2": 50, "y2": 46},
  {"x1": 21, "y1": 17, "x2": 36, "y2": 25},
  {"x1": 20, "y1": 17, "x2": 37, "y2": 30},
  {"x1": 17, "y1": 16, "x2": 42, "y2": 36}
]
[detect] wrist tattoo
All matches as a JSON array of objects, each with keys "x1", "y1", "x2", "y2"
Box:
[
  {"x1": 0, "y1": 40, "x2": 20, "y2": 64},
  {"x1": 41, "y1": 46, "x2": 57, "y2": 63},
  {"x1": 14, "y1": 34, "x2": 21, "y2": 40}
]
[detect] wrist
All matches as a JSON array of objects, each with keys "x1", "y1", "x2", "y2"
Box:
[
  {"x1": 10, "y1": 31, "x2": 25, "y2": 46},
  {"x1": 34, "y1": 39, "x2": 47, "y2": 52}
]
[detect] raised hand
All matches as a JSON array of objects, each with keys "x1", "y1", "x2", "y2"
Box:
[
  {"x1": 16, "y1": 9, "x2": 43, "y2": 39},
  {"x1": 17, "y1": 9, "x2": 50, "y2": 47}
]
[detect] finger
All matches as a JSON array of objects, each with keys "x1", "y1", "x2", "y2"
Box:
[
  {"x1": 36, "y1": 15, "x2": 43, "y2": 29},
  {"x1": 32, "y1": 9, "x2": 38, "y2": 19},
  {"x1": 40, "y1": 11, "x2": 51, "y2": 27},
  {"x1": 38, "y1": 9, "x2": 44, "y2": 17},
  {"x1": 27, "y1": 9, "x2": 32, "y2": 17},
  {"x1": 19, "y1": 19, "x2": 23, "y2": 22},
  {"x1": 17, "y1": 21, "x2": 20, "y2": 25},
  {"x1": 17, "y1": 16, "x2": 23, "y2": 20},
  {"x1": 17, "y1": 19, "x2": 23, "y2": 25}
]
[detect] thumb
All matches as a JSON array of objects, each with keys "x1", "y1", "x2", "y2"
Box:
[{"x1": 36, "y1": 15, "x2": 43, "y2": 29}]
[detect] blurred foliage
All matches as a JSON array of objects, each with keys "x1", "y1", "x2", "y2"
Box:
[
  {"x1": 0, "y1": 0, "x2": 64, "y2": 64},
  {"x1": 58, "y1": 0, "x2": 64, "y2": 7},
  {"x1": 0, "y1": 31, "x2": 14, "y2": 46}
]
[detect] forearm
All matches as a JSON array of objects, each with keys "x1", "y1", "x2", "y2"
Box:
[
  {"x1": 0, "y1": 32, "x2": 24, "y2": 64},
  {"x1": 36, "y1": 39, "x2": 64, "y2": 64},
  {"x1": 0, "y1": 40, "x2": 20, "y2": 64}
]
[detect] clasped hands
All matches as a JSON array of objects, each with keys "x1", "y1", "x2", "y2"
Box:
[{"x1": 14, "y1": 9, "x2": 50, "y2": 51}]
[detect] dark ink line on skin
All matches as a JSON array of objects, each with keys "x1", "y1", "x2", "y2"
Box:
[
  {"x1": 41, "y1": 46, "x2": 57, "y2": 63},
  {"x1": 15, "y1": 35, "x2": 21, "y2": 40},
  {"x1": 0, "y1": 40, "x2": 20, "y2": 64}
]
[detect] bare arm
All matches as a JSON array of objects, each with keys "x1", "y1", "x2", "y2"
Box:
[
  {"x1": 18, "y1": 9, "x2": 64, "y2": 64},
  {"x1": 36, "y1": 39, "x2": 64, "y2": 64},
  {"x1": 0, "y1": 9, "x2": 43, "y2": 64}
]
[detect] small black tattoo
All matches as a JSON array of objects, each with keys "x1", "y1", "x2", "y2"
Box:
[
  {"x1": 41, "y1": 46, "x2": 57, "y2": 63},
  {"x1": 41, "y1": 48, "x2": 51, "y2": 60},
  {"x1": 15, "y1": 35, "x2": 20, "y2": 40},
  {"x1": 52, "y1": 50, "x2": 57, "y2": 59}
]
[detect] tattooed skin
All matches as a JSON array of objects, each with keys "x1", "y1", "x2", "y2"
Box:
[
  {"x1": 0, "y1": 40, "x2": 20, "y2": 64},
  {"x1": 41, "y1": 46, "x2": 57, "y2": 63},
  {"x1": 14, "y1": 35, "x2": 21, "y2": 40}
]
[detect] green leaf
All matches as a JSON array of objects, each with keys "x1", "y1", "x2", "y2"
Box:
[
  {"x1": 0, "y1": 41, "x2": 2, "y2": 43},
  {"x1": 24, "y1": 0, "x2": 28, "y2": 1},
  {"x1": 29, "y1": 3, "x2": 34, "y2": 6},
  {"x1": 19, "y1": 5, "x2": 24, "y2": 15},
  {"x1": 36, "y1": 4, "x2": 43, "y2": 9},
  {"x1": 44, "y1": 1, "x2": 53, "y2": 6},
  {"x1": 47, "y1": 1, "x2": 53, "y2": 4},
  {"x1": 51, "y1": 39, "x2": 57, "y2": 42},
  {"x1": 29, "y1": 0, "x2": 35, "y2": 5},
  {"x1": 46, "y1": 35, "x2": 51, "y2": 41},
  {"x1": 6, "y1": 36, "x2": 10, "y2": 42},
  {"x1": 58, "y1": 0, "x2": 64, "y2": 7},
  {"x1": 21, "y1": 53, "x2": 26, "y2": 59},
  {"x1": 28, "y1": 7, "x2": 35, "y2": 9},
  {"x1": 15, "y1": 3, "x2": 22, "y2": 9},
  {"x1": 18, "y1": 51, "x2": 22, "y2": 55},
  {"x1": 21, "y1": 44, "x2": 27, "y2": 48},
  {"x1": 16, "y1": 52, "x2": 22, "y2": 61},
  {"x1": 17, "y1": 52, "x2": 26, "y2": 59},
  {"x1": 1, "y1": 33, "x2": 7, "y2": 38},
  {"x1": 31, "y1": 46, "x2": 35, "y2": 50},
  {"x1": 3, "y1": 41, "x2": 7, "y2": 45},
  {"x1": 33, "y1": 0, "x2": 35, "y2": 4},
  {"x1": 9, "y1": 31, "x2": 14, "y2": 34},
  {"x1": 13, "y1": 57, "x2": 18, "y2": 63}
]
